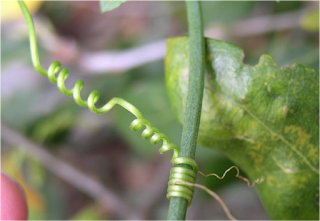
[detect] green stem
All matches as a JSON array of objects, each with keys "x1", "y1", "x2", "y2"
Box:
[{"x1": 167, "y1": 1, "x2": 205, "y2": 220}]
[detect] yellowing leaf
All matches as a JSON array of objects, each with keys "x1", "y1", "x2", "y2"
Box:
[
  {"x1": 300, "y1": 10, "x2": 319, "y2": 32},
  {"x1": 166, "y1": 37, "x2": 319, "y2": 219},
  {"x1": 70, "y1": 203, "x2": 106, "y2": 220},
  {"x1": 1, "y1": 1, "x2": 43, "y2": 23}
]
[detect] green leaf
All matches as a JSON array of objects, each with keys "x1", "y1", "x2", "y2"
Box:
[
  {"x1": 100, "y1": 0, "x2": 127, "y2": 13},
  {"x1": 165, "y1": 37, "x2": 319, "y2": 220}
]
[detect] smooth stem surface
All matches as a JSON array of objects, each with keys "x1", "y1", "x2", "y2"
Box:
[{"x1": 167, "y1": 1, "x2": 205, "y2": 220}]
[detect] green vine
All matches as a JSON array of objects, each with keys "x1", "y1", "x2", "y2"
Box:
[
  {"x1": 167, "y1": 1, "x2": 205, "y2": 219},
  {"x1": 18, "y1": 0, "x2": 201, "y2": 218}
]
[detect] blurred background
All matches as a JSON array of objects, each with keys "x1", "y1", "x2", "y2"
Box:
[{"x1": 1, "y1": 1, "x2": 318, "y2": 220}]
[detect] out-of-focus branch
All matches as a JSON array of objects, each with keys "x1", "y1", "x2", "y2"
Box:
[
  {"x1": 1, "y1": 123, "x2": 141, "y2": 220},
  {"x1": 78, "y1": 8, "x2": 311, "y2": 74},
  {"x1": 79, "y1": 40, "x2": 167, "y2": 74},
  {"x1": 5, "y1": 7, "x2": 311, "y2": 75},
  {"x1": 207, "y1": 9, "x2": 306, "y2": 38}
]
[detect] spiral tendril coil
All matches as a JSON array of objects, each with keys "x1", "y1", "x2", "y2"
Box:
[{"x1": 19, "y1": 1, "x2": 199, "y2": 207}]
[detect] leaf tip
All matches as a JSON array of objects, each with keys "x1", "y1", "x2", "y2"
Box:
[{"x1": 100, "y1": 0, "x2": 127, "y2": 13}]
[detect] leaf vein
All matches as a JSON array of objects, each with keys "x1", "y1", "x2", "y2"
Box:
[{"x1": 243, "y1": 105, "x2": 319, "y2": 174}]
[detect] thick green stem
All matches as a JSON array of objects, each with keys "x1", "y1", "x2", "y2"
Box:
[{"x1": 167, "y1": 1, "x2": 205, "y2": 220}]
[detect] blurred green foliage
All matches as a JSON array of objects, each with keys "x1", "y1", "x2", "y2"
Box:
[
  {"x1": 201, "y1": 1, "x2": 256, "y2": 24},
  {"x1": 301, "y1": 10, "x2": 319, "y2": 32}
]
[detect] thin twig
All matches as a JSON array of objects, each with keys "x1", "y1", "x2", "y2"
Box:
[
  {"x1": 198, "y1": 166, "x2": 264, "y2": 187},
  {"x1": 175, "y1": 180, "x2": 238, "y2": 221},
  {"x1": 1, "y1": 123, "x2": 141, "y2": 220}
]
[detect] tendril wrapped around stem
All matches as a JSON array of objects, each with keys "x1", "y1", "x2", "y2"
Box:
[{"x1": 18, "y1": 1, "x2": 199, "y2": 206}]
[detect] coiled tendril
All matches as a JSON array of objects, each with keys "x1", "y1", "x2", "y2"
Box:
[{"x1": 19, "y1": 1, "x2": 198, "y2": 206}]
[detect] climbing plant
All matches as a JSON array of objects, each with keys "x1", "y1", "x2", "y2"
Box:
[{"x1": 11, "y1": 0, "x2": 320, "y2": 220}]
